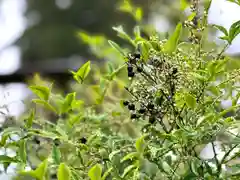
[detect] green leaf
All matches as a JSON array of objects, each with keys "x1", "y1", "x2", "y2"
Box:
[
  {"x1": 140, "y1": 159, "x2": 158, "y2": 177},
  {"x1": 163, "y1": 23, "x2": 182, "y2": 54},
  {"x1": 227, "y1": 0, "x2": 240, "y2": 5},
  {"x1": 88, "y1": 164, "x2": 102, "y2": 180},
  {"x1": 57, "y1": 163, "x2": 71, "y2": 180},
  {"x1": 107, "y1": 62, "x2": 114, "y2": 74},
  {"x1": 190, "y1": 158, "x2": 201, "y2": 176},
  {"x1": 135, "y1": 136, "x2": 146, "y2": 154},
  {"x1": 61, "y1": 92, "x2": 76, "y2": 113},
  {"x1": 108, "y1": 40, "x2": 125, "y2": 56},
  {"x1": 121, "y1": 152, "x2": 139, "y2": 162},
  {"x1": 196, "y1": 113, "x2": 215, "y2": 127},
  {"x1": 0, "y1": 155, "x2": 19, "y2": 163},
  {"x1": 28, "y1": 129, "x2": 59, "y2": 139},
  {"x1": 185, "y1": 94, "x2": 196, "y2": 109},
  {"x1": 161, "y1": 161, "x2": 172, "y2": 173},
  {"x1": 102, "y1": 167, "x2": 113, "y2": 180},
  {"x1": 19, "y1": 140, "x2": 27, "y2": 165},
  {"x1": 134, "y1": 26, "x2": 141, "y2": 38},
  {"x1": 19, "y1": 159, "x2": 48, "y2": 180},
  {"x1": 187, "y1": 12, "x2": 196, "y2": 21},
  {"x1": 71, "y1": 61, "x2": 91, "y2": 83},
  {"x1": 229, "y1": 20, "x2": 240, "y2": 44},
  {"x1": 135, "y1": 8, "x2": 143, "y2": 22},
  {"x1": 32, "y1": 99, "x2": 57, "y2": 114},
  {"x1": 118, "y1": 0, "x2": 133, "y2": 13},
  {"x1": 112, "y1": 26, "x2": 134, "y2": 45},
  {"x1": 109, "y1": 150, "x2": 121, "y2": 161},
  {"x1": 25, "y1": 108, "x2": 35, "y2": 129},
  {"x1": 180, "y1": 0, "x2": 189, "y2": 11},
  {"x1": 3, "y1": 162, "x2": 10, "y2": 172},
  {"x1": 29, "y1": 85, "x2": 50, "y2": 101},
  {"x1": 0, "y1": 127, "x2": 22, "y2": 147},
  {"x1": 121, "y1": 164, "x2": 137, "y2": 178},
  {"x1": 52, "y1": 144, "x2": 61, "y2": 165},
  {"x1": 190, "y1": 72, "x2": 208, "y2": 82},
  {"x1": 138, "y1": 41, "x2": 151, "y2": 61},
  {"x1": 213, "y1": 25, "x2": 228, "y2": 37}
]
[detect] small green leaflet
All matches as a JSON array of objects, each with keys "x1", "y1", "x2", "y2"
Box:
[
  {"x1": 229, "y1": 20, "x2": 240, "y2": 44},
  {"x1": 19, "y1": 159, "x2": 48, "y2": 180},
  {"x1": 112, "y1": 26, "x2": 135, "y2": 46},
  {"x1": 184, "y1": 94, "x2": 196, "y2": 109},
  {"x1": 135, "y1": 136, "x2": 146, "y2": 154},
  {"x1": 60, "y1": 92, "x2": 76, "y2": 114},
  {"x1": 0, "y1": 155, "x2": 19, "y2": 163},
  {"x1": 135, "y1": 8, "x2": 143, "y2": 22},
  {"x1": 52, "y1": 144, "x2": 61, "y2": 165},
  {"x1": 29, "y1": 85, "x2": 50, "y2": 101},
  {"x1": 108, "y1": 40, "x2": 125, "y2": 56},
  {"x1": 134, "y1": 26, "x2": 141, "y2": 38},
  {"x1": 121, "y1": 152, "x2": 139, "y2": 163},
  {"x1": 163, "y1": 23, "x2": 182, "y2": 54},
  {"x1": 57, "y1": 163, "x2": 71, "y2": 180},
  {"x1": 102, "y1": 167, "x2": 113, "y2": 180},
  {"x1": 227, "y1": 0, "x2": 240, "y2": 6},
  {"x1": 121, "y1": 164, "x2": 137, "y2": 178},
  {"x1": 180, "y1": 0, "x2": 189, "y2": 11},
  {"x1": 25, "y1": 108, "x2": 35, "y2": 129},
  {"x1": 19, "y1": 140, "x2": 27, "y2": 166},
  {"x1": 70, "y1": 61, "x2": 91, "y2": 84},
  {"x1": 32, "y1": 99, "x2": 57, "y2": 114},
  {"x1": 88, "y1": 164, "x2": 102, "y2": 180}
]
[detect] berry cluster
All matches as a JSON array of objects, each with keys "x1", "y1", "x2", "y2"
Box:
[
  {"x1": 122, "y1": 50, "x2": 185, "y2": 133},
  {"x1": 126, "y1": 53, "x2": 143, "y2": 78}
]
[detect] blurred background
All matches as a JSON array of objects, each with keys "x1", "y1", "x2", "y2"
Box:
[{"x1": 0, "y1": 0, "x2": 240, "y2": 179}]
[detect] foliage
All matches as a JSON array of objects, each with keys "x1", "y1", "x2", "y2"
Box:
[{"x1": 1, "y1": 0, "x2": 240, "y2": 179}]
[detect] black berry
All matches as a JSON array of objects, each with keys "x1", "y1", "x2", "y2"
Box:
[
  {"x1": 172, "y1": 68, "x2": 178, "y2": 74},
  {"x1": 33, "y1": 137, "x2": 40, "y2": 145},
  {"x1": 80, "y1": 137, "x2": 87, "y2": 144},
  {"x1": 123, "y1": 100, "x2": 129, "y2": 106},
  {"x1": 137, "y1": 67, "x2": 143, "y2": 72},
  {"x1": 51, "y1": 174, "x2": 57, "y2": 179},
  {"x1": 128, "y1": 104, "x2": 135, "y2": 110},
  {"x1": 138, "y1": 108, "x2": 146, "y2": 114},
  {"x1": 53, "y1": 139, "x2": 61, "y2": 146},
  {"x1": 134, "y1": 53, "x2": 141, "y2": 59},
  {"x1": 128, "y1": 71, "x2": 135, "y2": 78},
  {"x1": 147, "y1": 103, "x2": 154, "y2": 110},
  {"x1": 149, "y1": 116, "x2": 156, "y2": 124},
  {"x1": 130, "y1": 114, "x2": 137, "y2": 119},
  {"x1": 127, "y1": 65, "x2": 133, "y2": 72}
]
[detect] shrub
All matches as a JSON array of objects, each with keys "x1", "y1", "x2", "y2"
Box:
[{"x1": 1, "y1": 0, "x2": 240, "y2": 179}]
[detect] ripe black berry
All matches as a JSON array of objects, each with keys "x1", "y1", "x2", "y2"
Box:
[
  {"x1": 51, "y1": 174, "x2": 57, "y2": 179},
  {"x1": 137, "y1": 67, "x2": 143, "y2": 72},
  {"x1": 128, "y1": 104, "x2": 135, "y2": 110},
  {"x1": 80, "y1": 137, "x2": 87, "y2": 144},
  {"x1": 128, "y1": 71, "x2": 135, "y2": 78},
  {"x1": 53, "y1": 139, "x2": 60, "y2": 146},
  {"x1": 123, "y1": 100, "x2": 129, "y2": 106},
  {"x1": 149, "y1": 116, "x2": 156, "y2": 124},
  {"x1": 147, "y1": 103, "x2": 154, "y2": 110},
  {"x1": 127, "y1": 65, "x2": 133, "y2": 72},
  {"x1": 33, "y1": 137, "x2": 40, "y2": 145},
  {"x1": 130, "y1": 114, "x2": 137, "y2": 119},
  {"x1": 138, "y1": 108, "x2": 146, "y2": 114},
  {"x1": 172, "y1": 68, "x2": 178, "y2": 74},
  {"x1": 134, "y1": 53, "x2": 141, "y2": 59}
]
